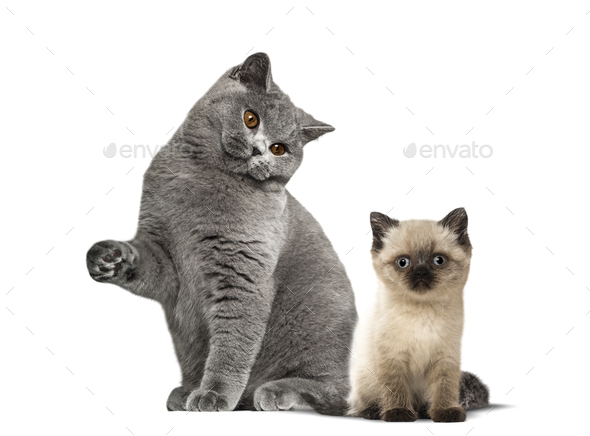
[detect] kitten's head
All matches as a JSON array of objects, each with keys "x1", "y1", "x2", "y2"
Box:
[
  {"x1": 180, "y1": 53, "x2": 334, "y2": 189},
  {"x1": 370, "y1": 208, "x2": 472, "y2": 298}
]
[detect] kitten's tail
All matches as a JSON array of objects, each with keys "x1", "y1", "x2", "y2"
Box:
[
  {"x1": 300, "y1": 392, "x2": 349, "y2": 416},
  {"x1": 460, "y1": 371, "x2": 490, "y2": 410}
]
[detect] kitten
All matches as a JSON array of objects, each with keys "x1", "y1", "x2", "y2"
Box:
[
  {"x1": 86, "y1": 53, "x2": 357, "y2": 413},
  {"x1": 348, "y1": 208, "x2": 489, "y2": 422}
]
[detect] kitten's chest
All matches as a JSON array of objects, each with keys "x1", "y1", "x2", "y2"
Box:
[
  {"x1": 388, "y1": 306, "x2": 445, "y2": 346},
  {"x1": 381, "y1": 304, "x2": 457, "y2": 371}
]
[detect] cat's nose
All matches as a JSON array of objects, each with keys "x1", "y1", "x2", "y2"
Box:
[
  {"x1": 414, "y1": 268, "x2": 428, "y2": 278},
  {"x1": 252, "y1": 141, "x2": 266, "y2": 156}
]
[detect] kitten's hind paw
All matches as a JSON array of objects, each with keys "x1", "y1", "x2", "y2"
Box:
[
  {"x1": 86, "y1": 240, "x2": 136, "y2": 283},
  {"x1": 431, "y1": 406, "x2": 466, "y2": 422},
  {"x1": 355, "y1": 405, "x2": 381, "y2": 420},
  {"x1": 381, "y1": 407, "x2": 418, "y2": 422}
]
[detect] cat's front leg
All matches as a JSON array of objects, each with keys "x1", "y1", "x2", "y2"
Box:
[
  {"x1": 185, "y1": 283, "x2": 273, "y2": 412},
  {"x1": 378, "y1": 359, "x2": 418, "y2": 422},
  {"x1": 427, "y1": 357, "x2": 466, "y2": 422}
]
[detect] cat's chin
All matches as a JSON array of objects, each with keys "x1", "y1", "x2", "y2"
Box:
[
  {"x1": 410, "y1": 280, "x2": 432, "y2": 293},
  {"x1": 254, "y1": 177, "x2": 286, "y2": 193},
  {"x1": 233, "y1": 173, "x2": 286, "y2": 192},
  {"x1": 248, "y1": 169, "x2": 270, "y2": 182}
]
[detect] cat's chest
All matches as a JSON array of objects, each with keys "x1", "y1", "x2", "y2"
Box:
[
  {"x1": 163, "y1": 173, "x2": 288, "y2": 237},
  {"x1": 386, "y1": 306, "x2": 445, "y2": 345},
  {"x1": 379, "y1": 304, "x2": 454, "y2": 369},
  {"x1": 164, "y1": 176, "x2": 288, "y2": 273}
]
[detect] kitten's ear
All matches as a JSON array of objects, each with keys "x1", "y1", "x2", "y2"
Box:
[
  {"x1": 439, "y1": 207, "x2": 471, "y2": 247},
  {"x1": 370, "y1": 212, "x2": 399, "y2": 252},
  {"x1": 298, "y1": 109, "x2": 335, "y2": 145},
  {"x1": 228, "y1": 52, "x2": 273, "y2": 91}
]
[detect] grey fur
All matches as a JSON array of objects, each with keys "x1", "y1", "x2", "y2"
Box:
[
  {"x1": 86, "y1": 53, "x2": 356, "y2": 413},
  {"x1": 459, "y1": 371, "x2": 490, "y2": 410}
]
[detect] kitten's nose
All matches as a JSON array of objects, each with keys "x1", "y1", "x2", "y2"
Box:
[{"x1": 414, "y1": 268, "x2": 428, "y2": 278}]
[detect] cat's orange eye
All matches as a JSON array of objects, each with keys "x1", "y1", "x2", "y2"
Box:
[
  {"x1": 270, "y1": 144, "x2": 285, "y2": 156},
  {"x1": 244, "y1": 110, "x2": 259, "y2": 129}
]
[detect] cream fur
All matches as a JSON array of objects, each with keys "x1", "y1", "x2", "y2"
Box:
[{"x1": 348, "y1": 218, "x2": 470, "y2": 420}]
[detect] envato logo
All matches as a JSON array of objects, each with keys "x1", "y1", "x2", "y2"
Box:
[
  {"x1": 103, "y1": 142, "x2": 194, "y2": 158},
  {"x1": 403, "y1": 142, "x2": 493, "y2": 158}
]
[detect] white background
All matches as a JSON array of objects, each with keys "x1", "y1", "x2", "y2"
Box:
[{"x1": 2, "y1": 1, "x2": 589, "y2": 435}]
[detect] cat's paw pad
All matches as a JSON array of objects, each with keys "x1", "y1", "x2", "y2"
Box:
[
  {"x1": 86, "y1": 240, "x2": 136, "y2": 282},
  {"x1": 253, "y1": 385, "x2": 297, "y2": 411},
  {"x1": 381, "y1": 407, "x2": 418, "y2": 422},
  {"x1": 431, "y1": 406, "x2": 466, "y2": 423},
  {"x1": 185, "y1": 389, "x2": 231, "y2": 412}
]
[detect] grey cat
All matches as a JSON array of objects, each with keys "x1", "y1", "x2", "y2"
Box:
[{"x1": 86, "y1": 53, "x2": 357, "y2": 413}]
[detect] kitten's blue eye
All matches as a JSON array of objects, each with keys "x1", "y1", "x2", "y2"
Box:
[
  {"x1": 433, "y1": 255, "x2": 446, "y2": 266},
  {"x1": 397, "y1": 257, "x2": 411, "y2": 269}
]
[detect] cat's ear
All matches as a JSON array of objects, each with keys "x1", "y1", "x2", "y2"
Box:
[
  {"x1": 439, "y1": 207, "x2": 470, "y2": 247},
  {"x1": 370, "y1": 212, "x2": 399, "y2": 252},
  {"x1": 298, "y1": 109, "x2": 335, "y2": 145},
  {"x1": 228, "y1": 52, "x2": 273, "y2": 91}
]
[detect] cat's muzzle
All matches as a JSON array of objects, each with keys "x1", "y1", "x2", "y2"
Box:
[
  {"x1": 248, "y1": 155, "x2": 271, "y2": 180},
  {"x1": 410, "y1": 267, "x2": 434, "y2": 291}
]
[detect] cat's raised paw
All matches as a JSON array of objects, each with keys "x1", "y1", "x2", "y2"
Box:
[
  {"x1": 431, "y1": 406, "x2": 466, "y2": 423},
  {"x1": 381, "y1": 407, "x2": 418, "y2": 422},
  {"x1": 86, "y1": 240, "x2": 136, "y2": 282},
  {"x1": 185, "y1": 389, "x2": 231, "y2": 412}
]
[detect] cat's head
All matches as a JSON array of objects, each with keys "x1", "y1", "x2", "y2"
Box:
[
  {"x1": 369, "y1": 208, "x2": 472, "y2": 297},
  {"x1": 180, "y1": 53, "x2": 334, "y2": 189}
]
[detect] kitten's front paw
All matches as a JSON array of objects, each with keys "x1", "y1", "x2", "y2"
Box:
[
  {"x1": 86, "y1": 240, "x2": 136, "y2": 282},
  {"x1": 381, "y1": 407, "x2": 418, "y2": 422},
  {"x1": 185, "y1": 389, "x2": 231, "y2": 412},
  {"x1": 431, "y1": 406, "x2": 466, "y2": 422}
]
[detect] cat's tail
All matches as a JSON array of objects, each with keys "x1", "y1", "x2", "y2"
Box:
[
  {"x1": 460, "y1": 371, "x2": 490, "y2": 410},
  {"x1": 300, "y1": 392, "x2": 349, "y2": 416}
]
